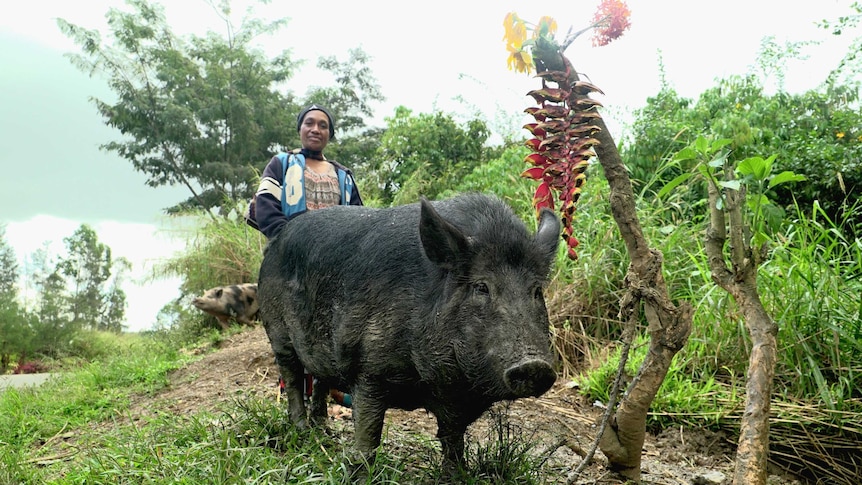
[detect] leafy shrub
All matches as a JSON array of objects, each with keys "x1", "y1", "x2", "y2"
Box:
[
  {"x1": 157, "y1": 208, "x2": 265, "y2": 294},
  {"x1": 12, "y1": 361, "x2": 49, "y2": 374},
  {"x1": 442, "y1": 144, "x2": 536, "y2": 221},
  {"x1": 623, "y1": 75, "x2": 862, "y2": 231}
]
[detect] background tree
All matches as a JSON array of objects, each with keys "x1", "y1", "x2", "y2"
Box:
[
  {"x1": 58, "y1": 0, "x2": 299, "y2": 218},
  {"x1": 0, "y1": 225, "x2": 25, "y2": 373},
  {"x1": 365, "y1": 107, "x2": 490, "y2": 205},
  {"x1": 0, "y1": 225, "x2": 18, "y2": 304},
  {"x1": 819, "y1": 1, "x2": 862, "y2": 87},
  {"x1": 32, "y1": 268, "x2": 77, "y2": 357},
  {"x1": 624, "y1": 55, "x2": 861, "y2": 233},
  {"x1": 57, "y1": 224, "x2": 128, "y2": 333},
  {"x1": 301, "y1": 47, "x2": 386, "y2": 181},
  {"x1": 306, "y1": 48, "x2": 385, "y2": 137}
]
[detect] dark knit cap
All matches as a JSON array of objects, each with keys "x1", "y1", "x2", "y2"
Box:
[{"x1": 297, "y1": 104, "x2": 336, "y2": 140}]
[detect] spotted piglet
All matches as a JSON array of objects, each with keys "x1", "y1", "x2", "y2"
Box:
[{"x1": 192, "y1": 283, "x2": 259, "y2": 330}]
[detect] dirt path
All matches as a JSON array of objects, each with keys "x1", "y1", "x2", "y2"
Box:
[{"x1": 0, "y1": 373, "x2": 55, "y2": 391}]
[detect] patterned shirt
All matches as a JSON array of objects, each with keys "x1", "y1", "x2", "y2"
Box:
[{"x1": 304, "y1": 165, "x2": 341, "y2": 210}]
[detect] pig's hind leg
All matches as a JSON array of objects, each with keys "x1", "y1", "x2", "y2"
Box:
[
  {"x1": 307, "y1": 378, "x2": 331, "y2": 426},
  {"x1": 349, "y1": 384, "x2": 387, "y2": 464},
  {"x1": 271, "y1": 344, "x2": 309, "y2": 429}
]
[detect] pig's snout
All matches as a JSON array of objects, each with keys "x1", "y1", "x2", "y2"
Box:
[
  {"x1": 192, "y1": 297, "x2": 207, "y2": 309},
  {"x1": 503, "y1": 359, "x2": 555, "y2": 397}
]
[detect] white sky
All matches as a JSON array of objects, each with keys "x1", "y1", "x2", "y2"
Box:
[{"x1": 1, "y1": 0, "x2": 857, "y2": 331}]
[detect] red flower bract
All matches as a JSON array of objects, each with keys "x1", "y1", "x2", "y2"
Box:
[{"x1": 591, "y1": 0, "x2": 631, "y2": 47}]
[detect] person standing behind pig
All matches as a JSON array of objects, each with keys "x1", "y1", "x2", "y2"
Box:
[
  {"x1": 251, "y1": 104, "x2": 364, "y2": 238},
  {"x1": 250, "y1": 104, "x2": 362, "y2": 409}
]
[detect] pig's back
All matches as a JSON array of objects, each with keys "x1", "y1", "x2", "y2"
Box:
[{"x1": 260, "y1": 203, "x2": 427, "y2": 288}]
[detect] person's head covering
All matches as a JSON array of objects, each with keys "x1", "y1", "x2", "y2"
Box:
[{"x1": 296, "y1": 104, "x2": 336, "y2": 140}]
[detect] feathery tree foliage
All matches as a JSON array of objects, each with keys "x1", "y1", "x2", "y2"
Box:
[{"x1": 57, "y1": 0, "x2": 298, "y2": 217}]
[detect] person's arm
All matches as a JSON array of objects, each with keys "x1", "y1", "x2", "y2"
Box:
[
  {"x1": 333, "y1": 161, "x2": 364, "y2": 207},
  {"x1": 255, "y1": 155, "x2": 290, "y2": 239},
  {"x1": 348, "y1": 173, "x2": 363, "y2": 206}
]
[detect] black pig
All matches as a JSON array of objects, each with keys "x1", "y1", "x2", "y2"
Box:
[{"x1": 258, "y1": 193, "x2": 560, "y2": 469}]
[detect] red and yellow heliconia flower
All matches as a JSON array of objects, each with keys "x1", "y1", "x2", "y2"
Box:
[
  {"x1": 507, "y1": 49, "x2": 533, "y2": 73},
  {"x1": 504, "y1": 8, "x2": 629, "y2": 258},
  {"x1": 503, "y1": 13, "x2": 527, "y2": 49},
  {"x1": 518, "y1": 64, "x2": 604, "y2": 260},
  {"x1": 504, "y1": 11, "x2": 624, "y2": 259}
]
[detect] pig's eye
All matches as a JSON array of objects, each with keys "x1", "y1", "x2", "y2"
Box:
[
  {"x1": 473, "y1": 282, "x2": 490, "y2": 297},
  {"x1": 533, "y1": 286, "x2": 544, "y2": 301}
]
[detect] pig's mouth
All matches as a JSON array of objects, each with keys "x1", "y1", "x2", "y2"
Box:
[{"x1": 503, "y1": 358, "x2": 556, "y2": 398}]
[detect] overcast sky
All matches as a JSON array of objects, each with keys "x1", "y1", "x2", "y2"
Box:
[{"x1": 1, "y1": 0, "x2": 857, "y2": 331}]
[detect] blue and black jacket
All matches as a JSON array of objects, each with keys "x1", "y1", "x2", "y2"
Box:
[{"x1": 252, "y1": 149, "x2": 363, "y2": 239}]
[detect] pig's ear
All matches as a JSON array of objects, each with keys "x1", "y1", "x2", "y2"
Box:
[
  {"x1": 419, "y1": 197, "x2": 470, "y2": 270},
  {"x1": 535, "y1": 208, "x2": 561, "y2": 259}
]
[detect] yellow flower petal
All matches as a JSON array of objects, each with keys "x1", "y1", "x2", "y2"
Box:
[
  {"x1": 535, "y1": 16, "x2": 558, "y2": 38},
  {"x1": 514, "y1": 51, "x2": 532, "y2": 73},
  {"x1": 503, "y1": 12, "x2": 527, "y2": 51}
]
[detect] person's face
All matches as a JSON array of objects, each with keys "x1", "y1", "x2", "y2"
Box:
[{"x1": 299, "y1": 110, "x2": 331, "y2": 151}]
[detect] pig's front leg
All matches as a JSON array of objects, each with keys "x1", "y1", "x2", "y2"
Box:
[{"x1": 436, "y1": 413, "x2": 469, "y2": 472}]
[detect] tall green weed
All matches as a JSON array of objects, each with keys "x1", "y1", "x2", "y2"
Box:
[{"x1": 763, "y1": 201, "x2": 862, "y2": 405}]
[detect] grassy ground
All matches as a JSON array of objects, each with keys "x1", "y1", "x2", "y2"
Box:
[{"x1": 0, "y1": 333, "x2": 555, "y2": 485}]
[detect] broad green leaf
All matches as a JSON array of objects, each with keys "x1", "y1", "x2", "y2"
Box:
[
  {"x1": 710, "y1": 138, "x2": 733, "y2": 152},
  {"x1": 768, "y1": 171, "x2": 807, "y2": 188},
  {"x1": 694, "y1": 135, "x2": 709, "y2": 154},
  {"x1": 708, "y1": 151, "x2": 728, "y2": 168},
  {"x1": 737, "y1": 156, "x2": 771, "y2": 181},
  {"x1": 761, "y1": 202, "x2": 786, "y2": 231},
  {"x1": 718, "y1": 180, "x2": 741, "y2": 191},
  {"x1": 672, "y1": 147, "x2": 698, "y2": 162}
]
